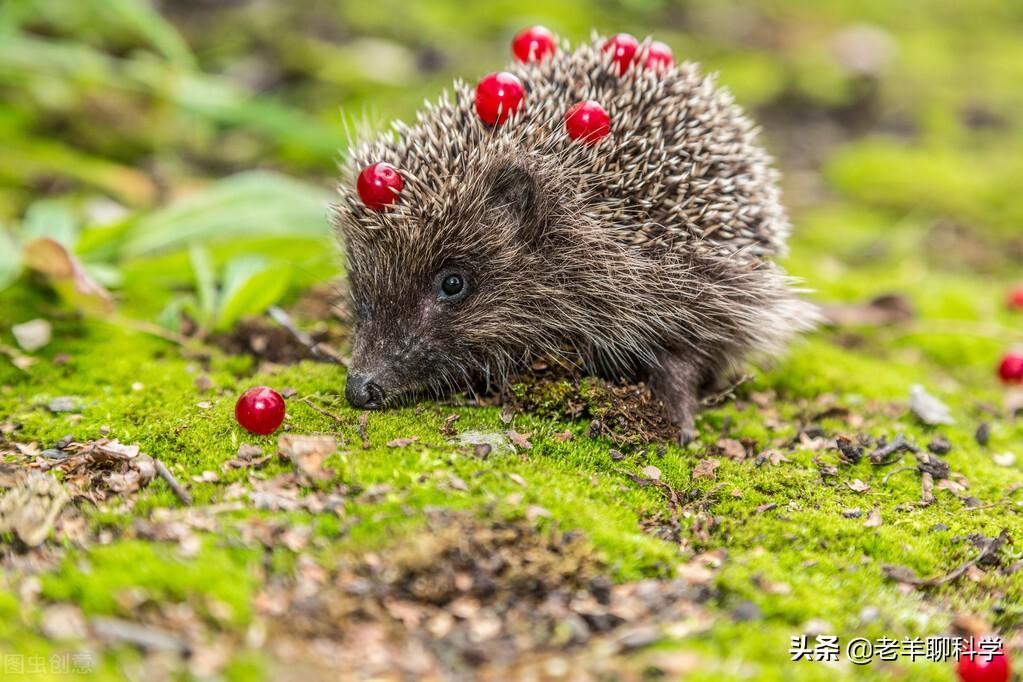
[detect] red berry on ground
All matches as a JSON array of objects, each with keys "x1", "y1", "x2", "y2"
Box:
[
  {"x1": 998, "y1": 352, "x2": 1023, "y2": 384},
  {"x1": 1008, "y1": 286, "x2": 1023, "y2": 310},
  {"x1": 565, "y1": 100, "x2": 611, "y2": 144},
  {"x1": 235, "y1": 386, "x2": 286, "y2": 435},
  {"x1": 512, "y1": 25, "x2": 556, "y2": 63},
  {"x1": 645, "y1": 40, "x2": 674, "y2": 70},
  {"x1": 602, "y1": 33, "x2": 639, "y2": 76},
  {"x1": 357, "y1": 163, "x2": 403, "y2": 211},
  {"x1": 957, "y1": 645, "x2": 1010, "y2": 682},
  {"x1": 475, "y1": 72, "x2": 525, "y2": 125}
]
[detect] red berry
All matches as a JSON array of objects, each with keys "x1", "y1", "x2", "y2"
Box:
[
  {"x1": 957, "y1": 645, "x2": 1010, "y2": 682},
  {"x1": 475, "y1": 72, "x2": 524, "y2": 126},
  {"x1": 357, "y1": 163, "x2": 403, "y2": 211},
  {"x1": 998, "y1": 352, "x2": 1023, "y2": 384},
  {"x1": 602, "y1": 33, "x2": 639, "y2": 76},
  {"x1": 565, "y1": 100, "x2": 611, "y2": 144},
  {"x1": 235, "y1": 386, "x2": 286, "y2": 435},
  {"x1": 512, "y1": 25, "x2": 556, "y2": 63},
  {"x1": 645, "y1": 40, "x2": 674, "y2": 70},
  {"x1": 1008, "y1": 286, "x2": 1023, "y2": 311}
]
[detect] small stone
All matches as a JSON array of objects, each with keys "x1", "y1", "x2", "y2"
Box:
[
  {"x1": 11, "y1": 319, "x2": 51, "y2": 352},
  {"x1": 731, "y1": 601, "x2": 762, "y2": 622},
  {"x1": 40, "y1": 604, "x2": 87, "y2": 640},
  {"x1": 909, "y1": 384, "x2": 953, "y2": 425},
  {"x1": 993, "y1": 452, "x2": 1016, "y2": 467},
  {"x1": 843, "y1": 508, "x2": 863, "y2": 518},
  {"x1": 46, "y1": 396, "x2": 82, "y2": 413},
  {"x1": 927, "y1": 437, "x2": 952, "y2": 455},
  {"x1": 859, "y1": 606, "x2": 880, "y2": 623},
  {"x1": 525, "y1": 504, "x2": 551, "y2": 521},
  {"x1": 975, "y1": 422, "x2": 991, "y2": 446}
]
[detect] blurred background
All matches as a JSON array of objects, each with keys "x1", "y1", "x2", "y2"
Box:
[{"x1": 1, "y1": 0, "x2": 1022, "y2": 375}]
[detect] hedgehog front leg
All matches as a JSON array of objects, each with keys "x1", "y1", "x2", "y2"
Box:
[{"x1": 649, "y1": 349, "x2": 703, "y2": 445}]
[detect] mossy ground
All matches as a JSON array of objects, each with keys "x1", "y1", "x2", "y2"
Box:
[{"x1": 2, "y1": 1, "x2": 1023, "y2": 680}]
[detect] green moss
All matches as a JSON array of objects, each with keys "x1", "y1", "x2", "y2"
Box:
[
  {"x1": 40, "y1": 540, "x2": 257, "y2": 627},
  {"x1": 4, "y1": 0, "x2": 1023, "y2": 678}
]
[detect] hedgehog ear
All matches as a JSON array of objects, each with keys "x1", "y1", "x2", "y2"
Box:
[{"x1": 487, "y1": 161, "x2": 545, "y2": 243}]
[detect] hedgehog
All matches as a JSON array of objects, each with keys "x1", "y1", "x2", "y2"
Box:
[{"x1": 331, "y1": 30, "x2": 818, "y2": 443}]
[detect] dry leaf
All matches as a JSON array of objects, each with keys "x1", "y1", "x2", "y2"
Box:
[
  {"x1": 693, "y1": 458, "x2": 720, "y2": 480},
  {"x1": 641, "y1": 465, "x2": 661, "y2": 481},
  {"x1": 278, "y1": 434, "x2": 337, "y2": 478},
  {"x1": 864, "y1": 509, "x2": 883, "y2": 527},
  {"x1": 909, "y1": 384, "x2": 954, "y2": 425},
  {"x1": 22, "y1": 237, "x2": 114, "y2": 314},
  {"x1": 11, "y1": 319, "x2": 51, "y2": 352},
  {"x1": 507, "y1": 431, "x2": 533, "y2": 450},
  {"x1": 846, "y1": 479, "x2": 871, "y2": 493},
  {"x1": 717, "y1": 438, "x2": 746, "y2": 460}
]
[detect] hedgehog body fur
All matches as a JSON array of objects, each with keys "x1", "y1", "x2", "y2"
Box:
[{"x1": 332, "y1": 35, "x2": 818, "y2": 441}]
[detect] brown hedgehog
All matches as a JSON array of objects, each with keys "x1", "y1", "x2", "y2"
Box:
[{"x1": 332, "y1": 31, "x2": 817, "y2": 443}]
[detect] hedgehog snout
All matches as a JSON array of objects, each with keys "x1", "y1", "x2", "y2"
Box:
[{"x1": 345, "y1": 372, "x2": 386, "y2": 409}]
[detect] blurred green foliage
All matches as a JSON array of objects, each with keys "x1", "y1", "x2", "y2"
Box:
[
  {"x1": 1, "y1": 2, "x2": 1022, "y2": 680},
  {"x1": 2, "y1": 0, "x2": 1022, "y2": 325}
]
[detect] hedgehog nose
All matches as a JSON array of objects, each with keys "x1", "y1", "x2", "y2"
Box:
[{"x1": 346, "y1": 373, "x2": 385, "y2": 409}]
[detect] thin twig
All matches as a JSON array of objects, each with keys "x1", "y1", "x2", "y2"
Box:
[
  {"x1": 300, "y1": 397, "x2": 346, "y2": 425},
  {"x1": 154, "y1": 458, "x2": 191, "y2": 505},
  {"x1": 357, "y1": 413, "x2": 370, "y2": 449},
  {"x1": 268, "y1": 307, "x2": 346, "y2": 365},
  {"x1": 881, "y1": 466, "x2": 916, "y2": 485},
  {"x1": 883, "y1": 529, "x2": 1009, "y2": 587},
  {"x1": 300, "y1": 397, "x2": 348, "y2": 446},
  {"x1": 114, "y1": 316, "x2": 190, "y2": 346}
]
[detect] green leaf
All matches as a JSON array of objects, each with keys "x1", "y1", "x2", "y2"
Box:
[
  {"x1": 188, "y1": 243, "x2": 217, "y2": 328},
  {"x1": 156, "y1": 294, "x2": 197, "y2": 334},
  {"x1": 121, "y1": 171, "x2": 332, "y2": 258},
  {"x1": 103, "y1": 0, "x2": 196, "y2": 68},
  {"x1": 215, "y1": 256, "x2": 291, "y2": 331},
  {"x1": 21, "y1": 198, "x2": 79, "y2": 248},
  {"x1": 0, "y1": 227, "x2": 21, "y2": 292}
]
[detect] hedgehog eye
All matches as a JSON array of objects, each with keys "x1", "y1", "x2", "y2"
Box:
[{"x1": 435, "y1": 270, "x2": 471, "y2": 302}]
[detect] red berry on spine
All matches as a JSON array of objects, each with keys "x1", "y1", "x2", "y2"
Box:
[
  {"x1": 357, "y1": 162, "x2": 403, "y2": 211},
  {"x1": 1008, "y1": 286, "x2": 1023, "y2": 311},
  {"x1": 235, "y1": 386, "x2": 286, "y2": 435},
  {"x1": 475, "y1": 72, "x2": 524, "y2": 126},
  {"x1": 645, "y1": 40, "x2": 674, "y2": 70},
  {"x1": 565, "y1": 100, "x2": 611, "y2": 144},
  {"x1": 602, "y1": 33, "x2": 639, "y2": 76},
  {"x1": 512, "y1": 25, "x2": 556, "y2": 63},
  {"x1": 998, "y1": 352, "x2": 1023, "y2": 384},
  {"x1": 956, "y1": 644, "x2": 1010, "y2": 682}
]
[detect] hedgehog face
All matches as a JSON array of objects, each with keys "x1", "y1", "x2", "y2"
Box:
[{"x1": 341, "y1": 157, "x2": 555, "y2": 409}]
